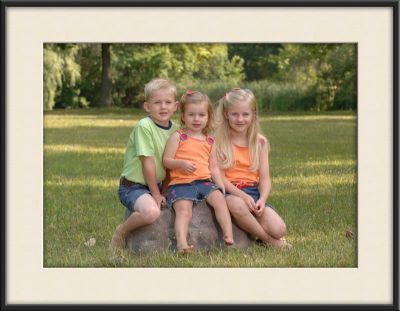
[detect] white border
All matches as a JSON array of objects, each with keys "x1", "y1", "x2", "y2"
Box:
[{"x1": 6, "y1": 7, "x2": 393, "y2": 304}]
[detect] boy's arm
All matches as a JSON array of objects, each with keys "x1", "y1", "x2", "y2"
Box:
[
  {"x1": 161, "y1": 169, "x2": 171, "y2": 197},
  {"x1": 140, "y1": 156, "x2": 165, "y2": 208},
  {"x1": 163, "y1": 132, "x2": 196, "y2": 174}
]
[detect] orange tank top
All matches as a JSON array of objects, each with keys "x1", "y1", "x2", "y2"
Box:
[
  {"x1": 169, "y1": 130, "x2": 214, "y2": 185},
  {"x1": 224, "y1": 138, "x2": 266, "y2": 184}
]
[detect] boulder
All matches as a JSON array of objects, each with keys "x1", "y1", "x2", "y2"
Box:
[{"x1": 125, "y1": 201, "x2": 255, "y2": 253}]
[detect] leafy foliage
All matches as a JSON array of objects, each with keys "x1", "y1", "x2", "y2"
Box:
[
  {"x1": 43, "y1": 43, "x2": 356, "y2": 111},
  {"x1": 269, "y1": 44, "x2": 357, "y2": 111},
  {"x1": 43, "y1": 44, "x2": 81, "y2": 110}
]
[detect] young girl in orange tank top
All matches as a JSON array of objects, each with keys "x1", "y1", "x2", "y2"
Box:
[
  {"x1": 215, "y1": 88, "x2": 291, "y2": 248},
  {"x1": 163, "y1": 91, "x2": 234, "y2": 253}
]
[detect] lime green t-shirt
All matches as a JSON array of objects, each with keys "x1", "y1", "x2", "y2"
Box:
[{"x1": 121, "y1": 116, "x2": 178, "y2": 185}]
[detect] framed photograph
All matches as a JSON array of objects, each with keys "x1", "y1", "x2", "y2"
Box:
[{"x1": 2, "y1": 0, "x2": 398, "y2": 309}]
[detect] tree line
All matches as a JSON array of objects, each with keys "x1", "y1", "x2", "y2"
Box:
[{"x1": 44, "y1": 43, "x2": 356, "y2": 111}]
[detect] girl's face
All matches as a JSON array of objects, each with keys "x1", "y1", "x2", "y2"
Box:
[
  {"x1": 182, "y1": 101, "x2": 209, "y2": 134},
  {"x1": 225, "y1": 100, "x2": 254, "y2": 134}
]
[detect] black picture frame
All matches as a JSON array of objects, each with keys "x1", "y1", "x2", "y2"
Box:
[{"x1": 1, "y1": 1, "x2": 398, "y2": 310}]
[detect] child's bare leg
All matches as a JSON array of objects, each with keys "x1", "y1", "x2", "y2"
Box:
[
  {"x1": 173, "y1": 200, "x2": 194, "y2": 252},
  {"x1": 257, "y1": 207, "x2": 287, "y2": 240},
  {"x1": 111, "y1": 194, "x2": 160, "y2": 248},
  {"x1": 256, "y1": 207, "x2": 291, "y2": 247},
  {"x1": 206, "y1": 190, "x2": 234, "y2": 245},
  {"x1": 226, "y1": 195, "x2": 287, "y2": 247}
]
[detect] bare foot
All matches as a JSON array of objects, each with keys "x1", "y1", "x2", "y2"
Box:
[
  {"x1": 267, "y1": 237, "x2": 292, "y2": 249},
  {"x1": 111, "y1": 224, "x2": 126, "y2": 249},
  {"x1": 223, "y1": 235, "x2": 235, "y2": 246},
  {"x1": 177, "y1": 244, "x2": 194, "y2": 253}
]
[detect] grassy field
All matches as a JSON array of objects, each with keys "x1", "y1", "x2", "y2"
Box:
[{"x1": 44, "y1": 108, "x2": 357, "y2": 267}]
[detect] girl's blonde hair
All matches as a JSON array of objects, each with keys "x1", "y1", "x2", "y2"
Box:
[
  {"x1": 180, "y1": 90, "x2": 214, "y2": 135},
  {"x1": 215, "y1": 88, "x2": 263, "y2": 171}
]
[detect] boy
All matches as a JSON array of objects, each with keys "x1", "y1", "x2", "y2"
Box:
[{"x1": 111, "y1": 78, "x2": 178, "y2": 248}]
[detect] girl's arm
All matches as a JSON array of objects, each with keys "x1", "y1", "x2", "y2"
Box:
[
  {"x1": 209, "y1": 144, "x2": 225, "y2": 193},
  {"x1": 255, "y1": 136, "x2": 272, "y2": 214},
  {"x1": 218, "y1": 164, "x2": 257, "y2": 213},
  {"x1": 163, "y1": 132, "x2": 196, "y2": 174},
  {"x1": 220, "y1": 171, "x2": 257, "y2": 213}
]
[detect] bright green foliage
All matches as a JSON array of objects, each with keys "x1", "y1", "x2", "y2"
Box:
[
  {"x1": 111, "y1": 43, "x2": 245, "y2": 106},
  {"x1": 43, "y1": 44, "x2": 81, "y2": 110},
  {"x1": 269, "y1": 44, "x2": 357, "y2": 111},
  {"x1": 43, "y1": 43, "x2": 356, "y2": 111},
  {"x1": 43, "y1": 46, "x2": 63, "y2": 110}
]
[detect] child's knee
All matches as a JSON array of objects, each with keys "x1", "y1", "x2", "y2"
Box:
[
  {"x1": 177, "y1": 209, "x2": 191, "y2": 219},
  {"x1": 207, "y1": 190, "x2": 226, "y2": 205},
  {"x1": 273, "y1": 222, "x2": 287, "y2": 239},
  {"x1": 228, "y1": 202, "x2": 247, "y2": 217},
  {"x1": 141, "y1": 206, "x2": 160, "y2": 224}
]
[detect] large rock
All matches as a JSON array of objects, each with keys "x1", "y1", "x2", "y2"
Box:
[{"x1": 125, "y1": 201, "x2": 255, "y2": 253}]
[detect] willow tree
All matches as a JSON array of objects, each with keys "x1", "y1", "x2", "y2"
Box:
[{"x1": 43, "y1": 44, "x2": 80, "y2": 110}]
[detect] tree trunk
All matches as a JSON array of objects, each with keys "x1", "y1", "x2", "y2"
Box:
[{"x1": 99, "y1": 43, "x2": 113, "y2": 107}]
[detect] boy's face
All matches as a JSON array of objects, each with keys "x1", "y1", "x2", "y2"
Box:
[{"x1": 144, "y1": 89, "x2": 178, "y2": 127}]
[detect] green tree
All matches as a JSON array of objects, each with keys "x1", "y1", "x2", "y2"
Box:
[
  {"x1": 270, "y1": 44, "x2": 356, "y2": 110},
  {"x1": 76, "y1": 44, "x2": 102, "y2": 107},
  {"x1": 111, "y1": 43, "x2": 244, "y2": 107},
  {"x1": 228, "y1": 44, "x2": 282, "y2": 81},
  {"x1": 99, "y1": 43, "x2": 113, "y2": 107},
  {"x1": 43, "y1": 44, "x2": 80, "y2": 110}
]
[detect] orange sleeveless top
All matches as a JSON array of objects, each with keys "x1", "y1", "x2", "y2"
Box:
[
  {"x1": 224, "y1": 138, "x2": 266, "y2": 184},
  {"x1": 169, "y1": 130, "x2": 214, "y2": 185}
]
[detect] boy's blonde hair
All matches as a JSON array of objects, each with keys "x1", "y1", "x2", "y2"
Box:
[
  {"x1": 144, "y1": 78, "x2": 177, "y2": 102},
  {"x1": 180, "y1": 90, "x2": 214, "y2": 135},
  {"x1": 215, "y1": 88, "x2": 265, "y2": 171}
]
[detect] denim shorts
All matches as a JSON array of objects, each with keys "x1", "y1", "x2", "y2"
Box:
[
  {"x1": 167, "y1": 179, "x2": 222, "y2": 208},
  {"x1": 228, "y1": 186, "x2": 274, "y2": 209},
  {"x1": 118, "y1": 180, "x2": 162, "y2": 212}
]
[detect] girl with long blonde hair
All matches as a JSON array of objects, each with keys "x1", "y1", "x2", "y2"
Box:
[{"x1": 215, "y1": 88, "x2": 290, "y2": 247}]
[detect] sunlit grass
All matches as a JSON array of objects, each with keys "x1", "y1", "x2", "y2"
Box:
[
  {"x1": 44, "y1": 108, "x2": 357, "y2": 268},
  {"x1": 264, "y1": 115, "x2": 356, "y2": 122},
  {"x1": 44, "y1": 145, "x2": 125, "y2": 154}
]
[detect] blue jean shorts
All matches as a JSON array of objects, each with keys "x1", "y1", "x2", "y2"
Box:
[
  {"x1": 167, "y1": 179, "x2": 222, "y2": 208},
  {"x1": 229, "y1": 186, "x2": 274, "y2": 209},
  {"x1": 118, "y1": 179, "x2": 162, "y2": 212}
]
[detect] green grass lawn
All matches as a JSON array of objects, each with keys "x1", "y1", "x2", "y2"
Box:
[{"x1": 44, "y1": 108, "x2": 357, "y2": 267}]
